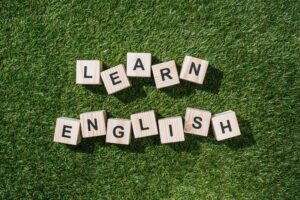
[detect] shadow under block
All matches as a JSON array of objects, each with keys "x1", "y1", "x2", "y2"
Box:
[
  {"x1": 212, "y1": 110, "x2": 241, "y2": 141},
  {"x1": 158, "y1": 116, "x2": 185, "y2": 144},
  {"x1": 54, "y1": 117, "x2": 81, "y2": 145},
  {"x1": 127, "y1": 52, "x2": 152, "y2": 77},
  {"x1": 76, "y1": 60, "x2": 102, "y2": 85},
  {"x1": 106, "y1": 118, "x2": 132, "y2": 145},
  {"x1": 101, "y1": 64, "x2": 131, "y2": 94},
  {"x1": 180, "y1": 56, "x2": 208, "y2": 84},
  {"x1": 184, "y1": 107, "x2": 211, "y2": 136},
  {"x1": 80, "y1": 110, "x2": 107, "y2": 138},
  {"x1": 152, "y1": 60, "x2": 180, "y2": 89},
  {"x1": 131, "y1": 110, "x2": 158, "y2": 138}
]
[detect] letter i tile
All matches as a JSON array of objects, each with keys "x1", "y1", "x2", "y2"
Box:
[{"x1": 158, "y1": 116, "x2": 185, "y2": 144}]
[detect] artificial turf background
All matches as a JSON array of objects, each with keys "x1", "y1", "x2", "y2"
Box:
[{"x1": 1, "y1": 0, "x2": 299, "y2": 199}]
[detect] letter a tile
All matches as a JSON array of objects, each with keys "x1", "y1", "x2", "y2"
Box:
[{"x1": 127, "y1": 52, "x2": 152, "y2": 77}]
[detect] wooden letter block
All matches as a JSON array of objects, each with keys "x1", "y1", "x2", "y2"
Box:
[
  {"x1": 131, "y1": 110, "x2": 158, "y2": 138},
  {"x1": 212, "y1": 110, "x2": 241, "y2": 141},
  {"x1": 106, "y1": 118, "x2": 132, "y2": 145},
  {"x1": 101, "y1": 64, "x2": 131, "y2": 94},
  {"x1": 80, "y1": 110, "x2": 107, "y2": 138},
  {"x1": 127, "y1": 52, "x2": 152, "y2": 77},
  {"x1": 158, "y1": 117, "x2": 185, "y2": 144},
  {"x1": 54, "y1": 117, "x2": 81, "y2": 145},
  {"x1": 76, "y1": 60, "x2": 102, "y2": 85},
  {"x1": 152, "y1": 60, "x2": 180, "y2": 89},
  {"x1": 180, "y1": 56, "x2": 208, "y2": 84},
  {"x1": 184, "y1": 108, "x2": 211, "y2": 136}
]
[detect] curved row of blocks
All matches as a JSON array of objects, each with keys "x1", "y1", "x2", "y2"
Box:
[
  {"x1": 54, "y1": 109, "x2": 241, "y2": 145},
  {"x1": 76, "y1": 53, "x2": 209, "y2": 94}
]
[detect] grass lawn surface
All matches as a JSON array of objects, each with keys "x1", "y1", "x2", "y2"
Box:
[{"x1": 1, "y1": 0, "x2": 299, "y2": 199}]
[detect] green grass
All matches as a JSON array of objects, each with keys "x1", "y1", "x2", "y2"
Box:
[{"x1": 1, "y1": 0, "x2": 299, "y2": 199}]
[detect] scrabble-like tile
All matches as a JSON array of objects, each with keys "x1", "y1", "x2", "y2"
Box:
[
  {"x1": 158, "y1": 116, "x2": 185, "y2": 144},
  {"x1": 212, "y1": 110, "x2": 241, "y2": 141},
  {"x1": 131, "y1": 110, "x2": 158, "y2": 138},
  {"x1": 127, "y1": 53, "x2": 152, "y2": 77},
  {"x1": 106, "y1": 118, "x2": 132, "y2": 145},
  {"x1": 152, "y1": 60, "x2": 180, "y2": 89},
  {"x1": 53, "y1": 117, "x2": 81, "y2": 145},
  {"x1": 76, "y1": 60, "x2": 102, "y2": 85},
  {"x1": 80, "y1": 110, "x2": 107, "y2": 138},
  {"x1": 101, "y1": 64, "x2": 131, "y2": 94},
  {"x1": 180, "y1": 56, "x2": 209, "y2": 84},
  {"x1": 184, "y1": 108, "x2": 211, "y2": 136}
]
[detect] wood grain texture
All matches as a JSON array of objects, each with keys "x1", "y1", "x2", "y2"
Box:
[
  {"x1": 101, "y1": 64, "x2": 131, "y2": 94},
  {"x1": 179, "y1": 56, "x2": 208, "y2": 84},
  {"x1": 184, "y1": 107, "x2": 211, "y2": 136},
  {"x1": 152, "y1": 60, "x2": 180, "y2": 89},
  {"x1": 131, "y1": 110, "x2": 158, "y2": 138},
  {"x1": 158, "y1": 116, "x2": 185, "y2": 144},
  {"x1": 127, "y1": 52, "x2": 152, "y2": 77},
  {"x1": 76, "y1": 60, "x2": 102, "y2": 85},
  {"x1": 106, "y1": 118, "x2": 132, "y2": 145},
  {"x1": 53, "y1": 117, "x2": 81, "y2": 145},
  {"x1": 80, "y1": 110, "x2": 107, "y2": 138},
  {"x1": 212, "y1": 110, "x2": 241, "y2": 141}
]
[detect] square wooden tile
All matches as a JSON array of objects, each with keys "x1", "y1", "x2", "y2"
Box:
[
  {"x1": 180, "y1": 56, "x2": 208, "y2": 84},
  {"x1": 158, "y1": 116, "x2": 185, "y2": 144},
  {"x1": 184, "y1": 107, "x2": 211, "y2": 136},
  {"x1": 80, "y1": 110, "x2": 107, "y2": 138},
  {"x1": 76, "y1": 60, "x2": 102, "y2": 85},
  {"x1": 101, "y1": 64, "x2": 131, "y2": 94},
  {"x1": 131, "y1": 110, "x2": 158, "y2": 138},
  {"x1": 127, "y1": 52, "x2": 152, "y2": 77},
  {"x1": 53, "y1": 117, "x2": 81, "y2": 145},
  {"x1": 212, "y1": 110, "x2": 241, "y2": 141},
  {"x1": 106, "y1": 118, "x2": 132, "y2": 145},
  {"x1": 152, "y1": 60, "x2": 180, "y2": 89}
]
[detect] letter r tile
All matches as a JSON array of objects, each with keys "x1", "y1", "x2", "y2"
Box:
[{"x1": 152, "y1": 60, "x2": 180, "y2": 89}]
